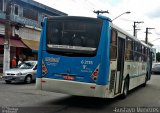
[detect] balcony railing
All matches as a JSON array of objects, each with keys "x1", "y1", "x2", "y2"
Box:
[
  {"x1": 0, "y1": 13, "x2": 41, "y2": 28},
  {"x1": 10, "y1": 14, "x2": 41, "y2": 28}
]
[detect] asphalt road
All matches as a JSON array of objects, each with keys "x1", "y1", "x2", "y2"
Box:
[{"x1": 0, "y1": 74, "x2": 160, "y2": 113}]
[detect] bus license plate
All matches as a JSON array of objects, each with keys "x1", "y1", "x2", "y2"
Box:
[{"x1": 63, "y1": 75, "x2": 74, "y2": 80}]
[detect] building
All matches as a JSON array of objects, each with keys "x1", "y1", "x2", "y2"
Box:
[{"x1": 0, "y1": 0, "x2": 67, "y2": 72}]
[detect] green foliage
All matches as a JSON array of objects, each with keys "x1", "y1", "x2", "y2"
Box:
[{"x1": 156, "y1": 52, "x2": 160, "y2": 62}]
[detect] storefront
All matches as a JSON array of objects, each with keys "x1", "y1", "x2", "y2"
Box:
[
  {"x1": 0, "y1": 23, "x2": 40, "y2": 72},
  {"x1": 21, "y1": 38, "x2": 39, "y2": 60},
  {"x1": 0, "y1": 36, "x2": 39, "y2": 72},
  {"x1": 16, "y1": 26, "x2": 40, "y2": 59}
]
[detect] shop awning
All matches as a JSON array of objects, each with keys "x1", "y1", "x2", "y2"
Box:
[
  {"x1": 10, "y1": 39, "x2": 27, "y2": 48},
  {"x1": 21, "y1": 39, "x2": 39, "y2": 51},
  {"x1": 0, "y1": 37, "x2": 27, "y2": 48}
]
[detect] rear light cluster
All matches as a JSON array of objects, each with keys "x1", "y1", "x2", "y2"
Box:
[
  {"x1": 91, "y1": 65, "x2": 100, "y2": 81},
  {"x1": 42, "y1": 60, "x2": 48, "y2": 77}
]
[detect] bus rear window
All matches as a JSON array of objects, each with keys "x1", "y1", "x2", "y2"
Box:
[{"x1": 46, "y1": 17, "x2": 102, "y2": 55}]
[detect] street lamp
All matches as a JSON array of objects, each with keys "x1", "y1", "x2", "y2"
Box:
[
  {"x1": 112, "y1": 11, "x2": 131, "y2": 21},
  {"x1": 150, "y1": 38, "x2": 160, "y2": 42}
]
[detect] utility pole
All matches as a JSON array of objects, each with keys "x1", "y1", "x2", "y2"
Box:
[
  {"x1": 145, "y1": 27, "x2": 155, "y2": 44},
  {"x1": 3, "y1": 0, "x2": 12, "y2": 73},
  {"x1": 93, "y1": 10, "x2": 109, "y2": 16},
  {"x1": 133, "y1": 21, "x2": 144, "y2": 37}
]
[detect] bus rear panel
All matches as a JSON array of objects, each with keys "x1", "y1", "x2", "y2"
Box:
[{"x1": 36, "y1": 16, "x2": 111, "y2": 98}]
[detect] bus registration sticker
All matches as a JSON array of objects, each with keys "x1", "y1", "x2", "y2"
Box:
[{"x1": 63, "y1": 75, "x2": 74, "y2": 81}]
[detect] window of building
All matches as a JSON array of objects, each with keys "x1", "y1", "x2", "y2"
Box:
[
  {"x1": 14, "y1": 4, "x2": 19, "y2": 15},
  {"x1": 0, "y1": 0, "x2": 3, "y2": 11},
  {"x1": 23, "y1": 7, "x2": 38, "y2": 21},
  {"x1": 110, "y1": 29, "x2": 117, "y2": 60}
]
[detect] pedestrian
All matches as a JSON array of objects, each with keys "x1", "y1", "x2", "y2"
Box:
[
  {"x1": 18, "y1": 58, "x2": 24, "y2": 66},
  {"x1": 11, "y1": 56, "x2": 17, "y2": 68}
]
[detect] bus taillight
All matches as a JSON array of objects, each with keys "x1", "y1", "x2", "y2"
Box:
[
  {"x1": 91, "y1": 65, "x2": 100, "y2": 81},
  {"x1": 93, "y1": 71, "x2": 98, "y2": 77},
  {"x1": 42, "y1": 60, "x2": 47, "y2": 77}
]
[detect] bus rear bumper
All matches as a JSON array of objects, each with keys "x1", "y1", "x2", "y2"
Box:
[{"x1": 36, "y1": 78, "x2": 111, "y2": 98}]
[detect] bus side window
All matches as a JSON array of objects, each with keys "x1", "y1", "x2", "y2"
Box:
[
  {"x1": 133, "y1": 42, "x2": 139, "y2": 61},
  {"x1": 110, "y1": 29, "x2": 117, "y2": 60},
  {"x1": 142, "y1": 46, "x2": 144, "y2": 62},
  {"x1": 138, "y1": 44, "x2": 142, "y2": 62},
  {"x1": 125, "y1": 37, "x2": 134, "y2": 61}
]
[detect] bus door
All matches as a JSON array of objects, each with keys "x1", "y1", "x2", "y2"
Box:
[{"x1": 115, "y1": 34, "x2": 125, "y2": 94}]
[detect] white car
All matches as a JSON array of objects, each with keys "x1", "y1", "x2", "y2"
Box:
[{"x1": 3, "y1": 61, "x2": 37, "y2": 84}]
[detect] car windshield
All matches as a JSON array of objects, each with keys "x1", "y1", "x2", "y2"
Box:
[
  {"x1": 18, "y1": 62, "x2": 35, "y2": 69},
  {"x1": 153, "y1": 64, "x2": 160, "y2": 68}
]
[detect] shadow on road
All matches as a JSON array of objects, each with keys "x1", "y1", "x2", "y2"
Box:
[
  {"x1": 40, "y1": 84, "x2": 150, "y2": 109},
  {"x1": 1, "y1": 80, "x2": 35, "y2": 85},
  {"x1": 43, "y1": 96, "x2": 118, "y2": 109}
]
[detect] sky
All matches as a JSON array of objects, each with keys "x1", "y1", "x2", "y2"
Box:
[{"x1": 34, "y1": 0, "x2": 160, "y2": 52}]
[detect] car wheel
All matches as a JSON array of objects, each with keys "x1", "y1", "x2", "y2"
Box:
[
  {"x1": 25, "y1": 75, "x2": 32, "y2": 84},
  {"x1": 121, "y1": 77, "x2": 129, "y2": 99},
  {"x1": 5, "y1": 80, "x2": 11, "y2": 84}
]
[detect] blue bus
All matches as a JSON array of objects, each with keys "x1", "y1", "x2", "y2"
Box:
[{"x1": 36, "y1": 15, "x2": 152, "y2": 98}]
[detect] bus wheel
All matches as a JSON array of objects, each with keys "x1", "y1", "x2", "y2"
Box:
[
  {"x1": 121, "y1": 78, "x2": 129, "y2": 99},
  {"x1": 142, "y1": 75, "x2": 147, "y2": 87}
]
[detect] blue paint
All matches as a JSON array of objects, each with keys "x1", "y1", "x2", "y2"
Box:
[
  {"x1": 96, "y1": 19, "x2": 111, "y2": 85},
  {"x1": 37, "y1": 16, "x2": 112, "y2": 85},
  {"x1": 98, "y1": 15, "x2": 111, "y2": 22},
  {"x1": 37, "y1": 17, "x2": 47, "y2": 78}
]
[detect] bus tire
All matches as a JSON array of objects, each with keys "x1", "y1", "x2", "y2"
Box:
[
  {"x1": 121, "y1": 77, "x2": 129, "y2": 99},
  {"x1": 142, "y1": 74, "x2": 148, "y2": 87}
]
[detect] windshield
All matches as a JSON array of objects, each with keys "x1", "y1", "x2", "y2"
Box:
[
  {"x1": 18, "y1": 62, "x2": 35, "y2": 69},
  {"x1": 46, "y1": 17, "x2": 103, "y2": 56}
]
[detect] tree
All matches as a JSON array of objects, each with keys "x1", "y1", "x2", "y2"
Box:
[{"x1": 156, "y1": 52, "x2": 160, "y2": 62}]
